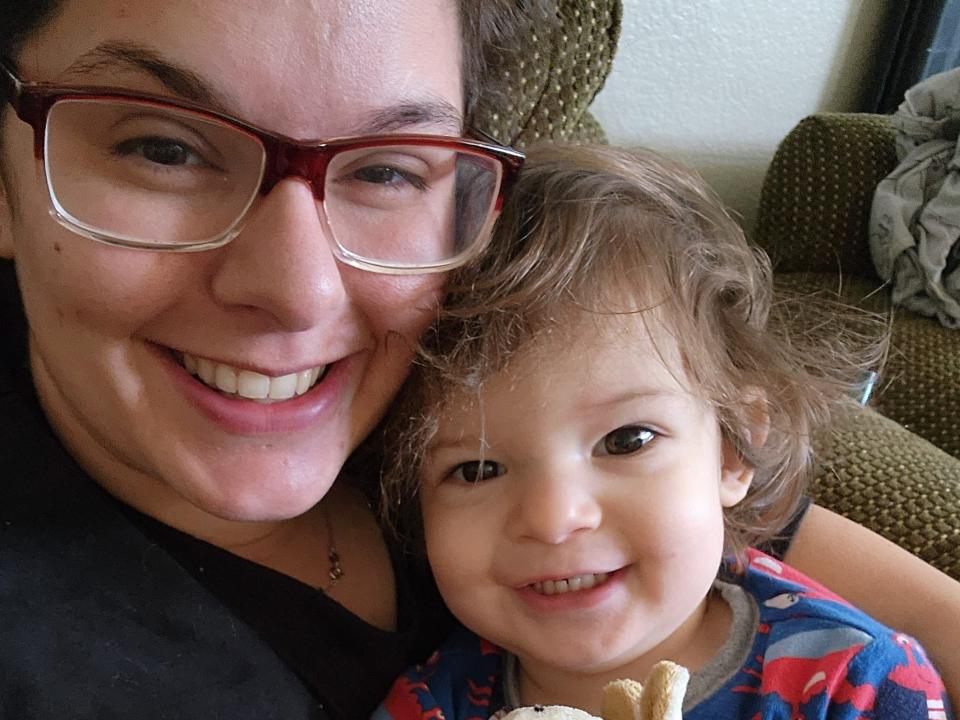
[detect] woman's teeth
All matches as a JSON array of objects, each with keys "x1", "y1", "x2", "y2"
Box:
[
  {"x1": 530, "y1": 572, "x2": 610, "y2": 596},
  {"x1": 179, "y1": 352, "x2": 326, "y2": 402}
]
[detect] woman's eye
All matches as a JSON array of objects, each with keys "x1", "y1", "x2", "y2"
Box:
[
  {"x1": 113, "y1": 136, "x2": 209, "y2": 168},
  {"x1": 598, "y1": 426, "x2": 657, "y2": 456},
  {"x1": 449, "y1": 460, "x2": 505, "y2": 484},
  {"x1": 348, "y1": 164, "x2": 428, "y2": 191}
]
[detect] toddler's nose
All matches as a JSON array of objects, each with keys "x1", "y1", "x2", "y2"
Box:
[{"x1": 510, "y1": 468, "x2": 602, "y2": 545}]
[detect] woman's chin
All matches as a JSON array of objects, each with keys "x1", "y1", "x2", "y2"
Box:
[{"x1": 145, "y1": 446, "x2": 340, "y2": 529}]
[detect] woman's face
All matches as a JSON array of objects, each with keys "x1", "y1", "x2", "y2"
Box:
[{"x1": 0, "y1": 0, "x2": 460, "y2": 530}]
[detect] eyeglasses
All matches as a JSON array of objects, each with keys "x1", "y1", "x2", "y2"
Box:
[{"x1": 0, "y1": 61, "x2": 524, "y2": 274}]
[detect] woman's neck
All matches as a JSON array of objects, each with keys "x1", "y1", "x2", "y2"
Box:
[{"x1": 516, "y1": 589, "x2": 732, "y2": 714}]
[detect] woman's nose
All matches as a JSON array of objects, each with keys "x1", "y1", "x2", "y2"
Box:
[
  {"x1": 509, "y1": 465, "x2": 603, "y2": 545},
  {"x1": 209, "y1": 177, "x2": 347, "y2": 330}
]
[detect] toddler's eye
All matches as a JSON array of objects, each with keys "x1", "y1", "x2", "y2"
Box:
[
  {"x1": 597, "y1": 426, "x2": 657, "y2": 456},
  {"x1": 449, "y1": 460, "x2": 505, "y2": 484}
]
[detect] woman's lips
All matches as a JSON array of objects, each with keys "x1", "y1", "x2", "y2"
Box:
[{"x1": 154, "y1": 344, "x2": 355, "y2": 435}]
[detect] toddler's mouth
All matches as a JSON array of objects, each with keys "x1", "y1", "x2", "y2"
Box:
[
  {"x1": 174, "y1": 351, "x2": 328, "y2": 403},
  {"x1": 529, "y1": 572, "x2": 611, "y2": 596}
]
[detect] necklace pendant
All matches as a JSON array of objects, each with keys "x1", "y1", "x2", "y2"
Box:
[{"x1": 328, "y1": 549, "x2": 344, "y2": 582}]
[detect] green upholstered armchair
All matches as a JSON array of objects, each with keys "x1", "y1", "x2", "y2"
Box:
[{"x1": 756, "y1": 113, "x2": 960, "y2": 579}]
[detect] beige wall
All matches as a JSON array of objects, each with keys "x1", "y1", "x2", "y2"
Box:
[{"x1": 590, "y1": 1, "x2": 894, "y2": 234}]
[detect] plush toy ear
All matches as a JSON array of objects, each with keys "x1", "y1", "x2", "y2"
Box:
[
  {"x1": 601, "y1": 661, "x2": 689, "y2": 720},
  {"x1": 637, "y1": 662, "x2": 689, "y2": 720}
]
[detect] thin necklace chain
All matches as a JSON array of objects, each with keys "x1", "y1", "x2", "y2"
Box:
[{"x1": 316, "y1": 504, "x2": 344, "y2": 592}]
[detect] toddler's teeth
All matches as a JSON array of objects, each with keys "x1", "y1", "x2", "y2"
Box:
[{"x1": 529, "y1": 572, "x2": 612, "y2": 596}]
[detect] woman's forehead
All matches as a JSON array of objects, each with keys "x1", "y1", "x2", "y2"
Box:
[{"x1": 18, "y1": 0, "x2": 465, "y2": 138}]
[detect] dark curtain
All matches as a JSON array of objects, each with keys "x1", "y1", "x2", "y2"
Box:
[
  {"x1": 865, "y1": 0, "x2": 948, "y2": 113},
  {"x1": 924, "y1": 0, "x2": 960, "y2": 76}
]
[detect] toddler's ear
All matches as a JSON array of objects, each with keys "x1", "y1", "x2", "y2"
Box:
[{"x1": 719, "y1": 389, "x2": 769, "y2": 508}]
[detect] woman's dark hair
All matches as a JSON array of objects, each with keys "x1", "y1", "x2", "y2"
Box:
[
  {"x1": 0, "y1": 2, "x2": 60, "y2": 153},
  {"x1": 0, "y1": 1, "x2": 62, "y2": 62}
]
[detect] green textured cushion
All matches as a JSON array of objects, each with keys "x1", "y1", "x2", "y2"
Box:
[
  {"x1": 773, "y1": 272, "x2": 960, "y2": 580},
  {"x1": 815, "y1": 405, "x2": 960, "y2": 580},
  {"x1": 475, "y1": 0, "x2": 622, "y2": 146},
  {"x1": 756, "y1": 113, "x2": 897, "y2": 279},
  {"x1": 775, "y1": 272, "x2": 960, "y2": 460}
]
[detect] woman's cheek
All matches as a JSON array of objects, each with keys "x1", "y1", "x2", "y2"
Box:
[
  {"x1": 354, "y1": 270, "x2": 446, "y2": 340},
  {"x1": 14, "y1": 217, "x2": 192, "y2": 342}
]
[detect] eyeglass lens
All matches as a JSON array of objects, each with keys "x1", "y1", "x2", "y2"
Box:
[{"x1": 43, "y1": 98, "x2": 503, "y2": 267}]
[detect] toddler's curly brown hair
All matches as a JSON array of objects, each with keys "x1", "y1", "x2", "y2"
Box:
[{"x1": 381, "y1": 141, "x2": 887, "y2": 558}]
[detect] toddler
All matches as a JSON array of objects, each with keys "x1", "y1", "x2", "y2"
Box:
[{"x1": 373, "y1": 143, "x2": 952, "y2": 719}]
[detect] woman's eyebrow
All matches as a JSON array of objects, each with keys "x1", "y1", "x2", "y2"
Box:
[
  {"x1": 60, "y1": 42, "x2": 463, "y2": 137},
  {"x1": 62, "y1": 40, "x2": 228, "y2": 111},
  {"x1": 360, "y1": 99, "x2": 464, "y2": 135}
]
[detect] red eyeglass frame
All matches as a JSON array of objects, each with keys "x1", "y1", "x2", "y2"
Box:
[
  {"x1": 0, "y1": 60, "x2": 524, "y2": 197},
  {"x1": 0, "y1": 60, "x2": 525, "y2": 270}
]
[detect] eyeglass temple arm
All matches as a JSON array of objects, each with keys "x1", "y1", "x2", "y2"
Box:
[
  {"x1": 0, "y1": 60, "x2": 23, "y2": 107},
  {"x1": 0, "y1": 60, "x2": 49, "y2": 159},
  {"x1": 469, "y1": 125, "x2": 510, "y2": 147}
]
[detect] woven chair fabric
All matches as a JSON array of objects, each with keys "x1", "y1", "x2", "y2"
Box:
[
  {"x1": 475, "y1": 0, "x2": 621, "y2": 146},
  {"x1": 814, "y1": 406, "x2": 960, "y2": 580},
  {"x1": 756, "y1": 113, "x2": 897, "y2": 279},
  {"x1": 773, "y1": 276, "x2": 960, "y2": 579},
  {"x1": 775, "y1": 272, "x2": 960, "y2": 460}
]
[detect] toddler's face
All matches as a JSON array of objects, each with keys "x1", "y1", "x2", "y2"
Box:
[{"x1": 419, "y1": 312, "x2": 754, "y2": 678}]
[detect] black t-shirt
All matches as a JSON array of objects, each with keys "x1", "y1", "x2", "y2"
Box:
[
  {"x1": 0, "y1": 260, "x2": 452, "y2": 720},
  {"x1": 126, "y1": 502, "x2": 452, "y2": 714}
]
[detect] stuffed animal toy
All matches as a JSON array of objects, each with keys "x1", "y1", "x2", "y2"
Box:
[{"x1": 498, "y1": 661, "x2": 689, "y2": 720}]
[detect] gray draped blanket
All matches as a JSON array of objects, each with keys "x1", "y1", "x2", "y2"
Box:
[{"x1": 870, "y1": 67, "x2": 960, "y2": 328}]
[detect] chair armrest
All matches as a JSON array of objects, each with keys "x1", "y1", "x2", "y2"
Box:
[{"x1": 755, "y1": 113, "x2": 896, "y2": 279}]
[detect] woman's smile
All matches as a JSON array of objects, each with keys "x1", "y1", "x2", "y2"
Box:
[
  {"x1": 175, "y1": 349, "x2": 328, "y2": 402},
  {"x1": 155, "y1": 342, "x2": 361, "y2": 435}
]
